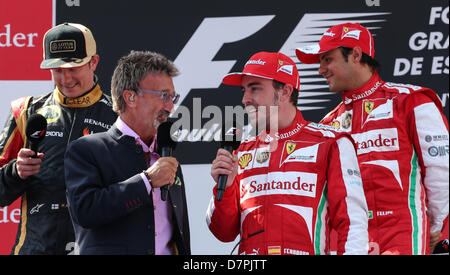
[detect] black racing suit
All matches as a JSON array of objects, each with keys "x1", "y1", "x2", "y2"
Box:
[{"x1": 0, "y1": 79, "x2": 117, "y2": 254}]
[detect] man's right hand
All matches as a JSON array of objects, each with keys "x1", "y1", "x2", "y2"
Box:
[
  {"x1": 210, "y1": 148, "x2": 238, "y2": 189},
  {"x1": 430, "y1": 231, "x2": 442, "y2": 253},
  {"x1": 16, "y1": 148, "x2": 44, "y2": 179},
  {"x1": 145, "y1": 156, "x2": 178, "y2": 188}
]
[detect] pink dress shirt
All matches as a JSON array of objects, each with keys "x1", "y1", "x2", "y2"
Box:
[{"x1": 115, "y1": 117, "x2": 174, "y2": 255}]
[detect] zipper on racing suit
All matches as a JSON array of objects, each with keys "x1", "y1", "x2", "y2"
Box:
[{"x1": 67, "y1": 109, "x2": 77, "y2": 146}]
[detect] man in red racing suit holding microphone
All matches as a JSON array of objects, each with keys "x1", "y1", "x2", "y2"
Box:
[{"x1": 206, "y1": 51, "x2": 369, "y2": 255}]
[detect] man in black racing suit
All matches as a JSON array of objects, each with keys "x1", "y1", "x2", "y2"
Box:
[{"x1": 0, "y1": 23, "x2": 117, "y2": 254}]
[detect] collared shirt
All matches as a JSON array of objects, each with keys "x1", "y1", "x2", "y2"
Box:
[{"x1": 115, "y1": 117, "x2": 174, "y2": 255}]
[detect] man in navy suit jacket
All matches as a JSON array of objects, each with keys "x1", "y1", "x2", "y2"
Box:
[{"x1": 64, "y1": 51, "x2": 190, "y2": 255}]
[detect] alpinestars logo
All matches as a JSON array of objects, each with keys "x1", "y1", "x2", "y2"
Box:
[{"x1": 175, "y1": 12, "x2": 390, "y2": 112}]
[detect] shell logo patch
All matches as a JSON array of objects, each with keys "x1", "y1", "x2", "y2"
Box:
[{"x1": 239, "y1": 153, "x2": 252, "y2": 169}]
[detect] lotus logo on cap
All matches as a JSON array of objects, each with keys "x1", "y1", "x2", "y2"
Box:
[{"x1": 50, "y1": 40, "x2": 76, "y2": 53}]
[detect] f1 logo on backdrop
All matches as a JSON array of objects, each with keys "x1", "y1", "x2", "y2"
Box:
[
  {"x1": 174, "y1": 12, "x2": 390, "y2": 112},
  {"x1": 173, "y1": 15, "x2": 275, "y2": 109}
]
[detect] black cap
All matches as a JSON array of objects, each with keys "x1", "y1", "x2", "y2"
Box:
[{"x1": 40, "y1": 23, "x2": 96, "y2": 69}]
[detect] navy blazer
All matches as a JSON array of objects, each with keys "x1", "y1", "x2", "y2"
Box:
[{"x1": 64, "y1": 125, "x2": 190, "y2": 255}]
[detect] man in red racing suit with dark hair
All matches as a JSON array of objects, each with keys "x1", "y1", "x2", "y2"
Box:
[
  {"x1": 206, "y1": 51, "x2": 369, "y2": 255},
  {"x1": 296, "y1": 22, "x2": 449, "y2": 254}
]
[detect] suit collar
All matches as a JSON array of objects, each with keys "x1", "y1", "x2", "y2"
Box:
[{"x1": 107, "y1": 124, "x2": 136, "y2": 148}]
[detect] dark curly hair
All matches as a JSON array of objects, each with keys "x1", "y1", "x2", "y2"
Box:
[{"x1": 339, "y1": 46, "x2": 380, "y2": 72}]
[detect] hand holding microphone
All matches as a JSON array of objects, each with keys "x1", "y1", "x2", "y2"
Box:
[
  {"x1": 211, "y1": 149, "x2": 238, "y2": 197},
  {"x1": 145, "y1": 157, "x2": 178, "y2": 187},
  {"x1": 155, "y1": 120, "x2": 178, "y2": 201},
  {"x1": 212, "y1": 120, "x2": 242, "y2": 201},
  {"x1": 16, "y1": 114, "x2": 47, "y2": 179}
]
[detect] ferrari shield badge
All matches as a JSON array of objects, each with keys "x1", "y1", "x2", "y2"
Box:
[{"x1": 364, "y1": 101, "x2": 375, "y2": 114}]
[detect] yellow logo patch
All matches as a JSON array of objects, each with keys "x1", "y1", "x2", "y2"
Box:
[
  {"x1": 365, "y1": 101, "x2": 375, "y2": 114},
  {"x1": 286, "y1": 142, "x2": 296, "y2": 155},
  {"x1": 238, "y1": 153, "x2": 252, "y2": 169}
]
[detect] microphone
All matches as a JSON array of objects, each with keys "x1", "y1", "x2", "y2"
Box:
[
  {"x1": 25, "y1": 113, "x2": 47, "y2": 158},
  {"x1": 157, "y1": 120, "x2": 177, "y2": 201},
  {"x1": 216, "y1": 119, "x2": 242, "y2": 201}
]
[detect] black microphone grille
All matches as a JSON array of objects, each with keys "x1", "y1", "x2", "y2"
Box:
[
  {"x1": 25, "y1": 113, "x2": 47, "y2": 143},
  {"x1": 157, "y1": 120, "x2": 177, "y2": 150},
  {"x1": 221, "y1": 119, "x2": 243, "y2": 150}
]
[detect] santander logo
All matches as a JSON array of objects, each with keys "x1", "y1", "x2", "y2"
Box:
[
  {"x1": 241, "y1": 171, "x2": 317, "y2": 201},
  {"x1": 352, "y1": 128, "x2": 400, "y2": 155},
  {"x1": 0, "y1": 24, "x2": 38, "y2": 48},
  {"x1": 0, "y1": 0, "x2": 53, "y2": 81},
  {"x1": 248, "y1": 177, "x2": 315, "y2": 193}
]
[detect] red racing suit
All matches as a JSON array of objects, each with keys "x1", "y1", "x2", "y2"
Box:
[
  {"x1": 207, "y1": 110, "x2": 369, "y2": 255},
  {"x1": 321, "y1": 72, "x2": 449, "y2": 254}
]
